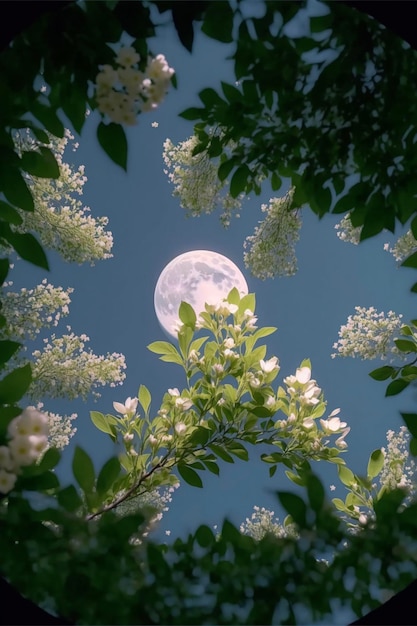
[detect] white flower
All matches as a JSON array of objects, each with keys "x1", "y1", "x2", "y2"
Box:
[
  {"x1": 303, "y1": 418, "x2": 315, "y2": 429},
  {"x1": 175, "y1": 397, "x2": 193, "y2": 411},
  {"x1": 116, "y1": 46, "x2": 140, "y2": 68},
  {"x1": 295, "y1": 366, "x2": 311, "y2": 384},
  {"x1": 9, "y1": 435, "x2": 47, "y2": 466},
  {"x1": 113, "y1": 397, "x2": 138, "y2": 416},
  {"x1": 0, "y1": 469, "x2": 17, "y2": 494},
  {"x1": 8, "y1": 407, "x2": 49, "y2": 438},
  {"x1": 320, "y1": 417, "x2": 347, "y2": 433},
  {"x1": 264, "y1": 396, "x2": 276, "y2": 408},
  {"x1": 168, "y1": 388, "x2": 180, "y2": 397},
  {"x1": 149, "y1": 435, "x2": 158, "y2": 447},
  {"x1": 330, "y1": 484, "x2": 336, "y2": 491},
  {"x1": 175, "y1": 422, "x2": 187, "y2": 435},
  {"x1": 216, "y1": 302, "x2": 238, "y2": 317},
  {"x1": 212, "y1": 363, "x2": 224, "y2": 376},
  {"x1": 224, "y1": 338, "x2": 235, "y2": 349},
  {"x1": 244, "y1": 189, "x2": 302, "y2": 279},
  {"x1": 335, "y1": 427, "x2": 350, "y2": 448},
  {"x1": 123, "y1": 433, "x2": 134, "y2": 443},
  {"x1": 0, "y1": 446, "x2": 13, "y2": 471},
  {"x1": 151, "y1": 121, "x2": 159, "y2": 128},
  {"x1": 260, "y1": 356, "x2": 279, "y2": 373}
]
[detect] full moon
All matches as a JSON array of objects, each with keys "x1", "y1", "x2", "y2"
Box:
[{"x1": 154, "y1": 250, "x2": 249, "y2": 338}]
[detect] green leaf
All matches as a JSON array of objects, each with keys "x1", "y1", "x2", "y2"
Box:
[
  {"x1": 0, "y1": 200, "x2": 23, "y2": 225},
  {"x1": 138, "y1": 384, "x2": 151, "y2": 414},
  {"x1": 401, "y1": 413, "x2": 417, "y2": 439},
  {"x1": 31, "y1": 102, "x2": 64, "y2": 137},
  {"x1": 58, "y1": 485, "x2": 83, "y2": 512},
  {"x1": 337, "y1": 464, "x2": 355, "y2": 487},
  {"x1": 72, "y1": 446, "x2": 95, "y2": 494},
  {"x1": 178, "y1": 107, "x2": 206, "y2": 121},
  {"x1": 97, "y1": 457, "x2": 121, "y2": 495},
  {"x1": 218, "y1": 159, "x2": 235, "y2": 182},
  {"x1": 369, "y1": 365, "x2": 396, "y2": 381},
  {"x1": 367, "y1": 449, "x2": 384, "y2": 479},
  {"x1": 198, "y1": 87, "x2": 226, "y2": 108},
  {"x1": 6, "y1": 231, "x2": 48, "y2": 269},
  {"x1": 332, "y1": 498, "x2": 347, "y2": 512},
  {"x1": 178, "y1": 464, "x2": 203, "y2": 488},
  {"x1": 179, "y1": 301, "x2": 196, "y2": 327},
  {"x1": 90, "y1": 410, "x2": 116, "y2": 437},
  {"x1": 147, "y1": 341, "x2": 180, "y2": 356},
  {"x1": 400, "y1": 365, "x2": 417, "y2": 379},
  {"x1": 20, "y1": 470, "x2": 59, "y2": 491},
  {"x1": 209, "y1": 443, "x2": 234, "y2": 463},
  {"x1": 410, "y1": 438, "x2": 417, "y2": 457},
  {"x1": 0, "y1": 258, "x2": 9, "y2": 284},
  {"x1": 221, "y1": 81, "x2": 242, "y2": 103},
  {"x1": 394, "y1": 339, "x2": 417, "y2": 353},
  {"x1": 306, "y1": 473, "x2": 325, "y2": 513},
  {"x1": 0, "y1": 363, "x2": 32, "y2": 403},
  {"x1": 97, "y1": 122, "x2": 127, "y2": 170},
  {"x1": 285, "y1": 470, "x2": 306, "y2": 487},
  {"x1": 227, "y1": 441, "x2": 248, "y2": 461},
  {"x1": 0, "y1": 340, "x2": 21, "y2": 366},
  {"x1": 20, "y1": 147, "x2": 60, "y2": 178},
  {"x1": 38, "y1": 447, "x2": 61, "y2": 472},
  {"x1": 401, "y1": 251, "x2": 417, "y2": 268},
  {"x1": 278, "y1": 491, "x2": 307, "y2": 527},
  {"x1": 385, "y1": 378, "x2": 410, "y2": 396},
  {"x1": 271, "y1": 172, "x2": 282, "y2": 191},
  {"x1": 310, "y1": 13, "x2": 333, "y2": 33},
  {"x1": 0, "y1": 166, "x2": 34, "y2": 211},
  {"x1": 201, "y1": 2, "x2": 234, "y2": 42},
  {"x1": 195, "y1": 524, "x2": 215, "y2": 547},
  {"x1": 230, "y1": 164, "x2": 250, "y2": 198}
]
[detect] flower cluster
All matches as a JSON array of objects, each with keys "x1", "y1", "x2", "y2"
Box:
[
  {"x1": 95, "y1": 47, "x2": 174, "y2": 125},
  {"x1": 334, "y1": 213, "x2": 362, "y2": 245},
  {"x1": 379, "y1": 426, "x2": 417, "y2": 497},
  {"x1": 335, "y1": 214, "x2": 417, "y2": 264},
  {"x1": 0, "y1": 407, "x2": 49, "y2": 494},
  {"x1": 272, "y1": 364, "x2": 350, "y2": 455},
  {"x1": 0, "y1": 279, "x2": 72, "y2": 341},
  {"x1": 30, "y1": 330, "x2": 126, "y2": 401},
  {"x1": 243, "y1": 188, "x2": 302, "y2": 279},
  {"x1": 36, "y1": 403, "x2": 77, "y2": 450},
  {"x1": 240, "y1": 505, "x2": 298, "y2": 540},
  {"x1": 331, "y1": 306, "x2": 404, "y2": 360},
  {"x1": 384, "y1": 229, "x2": 417, "y2": 263},
  {"x1": 12, "y1": 129, "x2": 113, "y2": 265},
  {"x1": 163, "y1": 135, "x2": 244, "y2": 227}
]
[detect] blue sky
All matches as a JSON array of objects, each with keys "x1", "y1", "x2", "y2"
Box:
[{"x1": 13, "y1": 2, "x2": 417, "y2": 543}]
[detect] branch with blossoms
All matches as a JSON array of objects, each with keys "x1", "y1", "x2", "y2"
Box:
[{"x1": 83, "y1": 290, "x2": 351, "y2": 520}]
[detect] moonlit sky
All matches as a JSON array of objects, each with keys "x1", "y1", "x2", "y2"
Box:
[{"x1": 13, "y1": 0, "x2": 417, "y2": 541}]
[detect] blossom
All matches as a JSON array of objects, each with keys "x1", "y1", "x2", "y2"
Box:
[
  {"x1": 8, "y1": 407, "x2": 49, "y2": 438},
  {"x1": 174, "y1": 422, "x2": 187, "y2": 435},
  {"x1": 174, "y1": 397, "x2": 193, "y2": 411},
  {"x1": 0, "y1": 446, "x2": 13, "y2": 471},
  {"x1": 0, "y1": 469, "x2": 17, "y2": 494},
  {"x1": 9, "y1": 435, "x2": 47, "y2": 466},
  {"x1": 30, "y1": 331, "x2": 126, "y2": 401},
  {"x1": 116, "y1": 46, "x2": 140, "y2": 68},
  {"x1": 384, "y1": 229, "x2": 417, "y2": 263},
  {"x1": 260, "y1": 356, "x2": 279, "y2": 373},
  {"x1": 320, "y1": 417, "x2": 347, "y2": 433},
  {"x1": 11, "y1": 129, "x2": 113, "y2": 265},
  {"x1": 243, "y1": 188, "x2": 302, "y2": 279},
  {"x1": 168, "y1": 388, "x2": 180, "y2": 397},
  {"x1": 334, "y1": 213, "x2": 362, "y2": 245},
  {"x1": 94, "y1": 48, "x2": 174, "y2": 126},
  {"x1": 331, "y1": 306, "x2": 404, "y2": 361},
  {"x1": 162, "y1": 133, "x2": 245, "y2": 226},
  {"x1": 113, "y1": 397, "x2": 139, "y2": 416},
  {"x1": 295, "y1": 366, "x2": 311, "y2": 384}
]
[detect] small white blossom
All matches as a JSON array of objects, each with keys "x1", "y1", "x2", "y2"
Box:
[
  {"x1": 244, "y1": 188, "x2": 302, "y2": 279},
  {"x1": 175, "y1": 422, "x2": 187, "y2": 435},
  {"x1": 113, "y1": 397, "x2": 138, "y2": 416},
  {"x1": 260, "y1": 356, "x2": 279, "y2": 373},
  {"x1": 0, "y1": 469, "x2": 17, "y2": 494}
]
